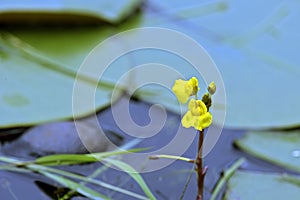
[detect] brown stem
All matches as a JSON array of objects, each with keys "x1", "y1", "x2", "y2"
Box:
[{"x1": 196, "y1": 129, "x2": 206, "y2": 200}]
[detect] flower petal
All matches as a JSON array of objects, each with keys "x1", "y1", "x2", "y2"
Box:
[
  {"x1": 172, "y1": 79, "x2": 190, "y2": 104},
  {"x1": 181, "y1": 111, "x2": 194, "y2": 128},
  {"x1": 181, "y1": 108, "x2": 212, "y2": 131},
  {"x1": 188, "y1": 99, "x2": 207, "y2": 116},
  {"x1": 195, "y1": 112, "x2": 213, "y2": 131},
  {"x1": 187, "y1": 77, "x2": 199, "y2": 95},
  {"x1": 172, "y1": 77, "x2": 199, "y2": 104}
]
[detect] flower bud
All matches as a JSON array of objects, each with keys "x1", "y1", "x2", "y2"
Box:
[{"x1": 208, "y1": 81, "x2": 216, "y2": 95}]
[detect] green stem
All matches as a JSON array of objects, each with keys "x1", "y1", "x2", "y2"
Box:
[
  {"x1": 149, "y1": 154, "x2": 194, "y2": 163},
  {"x1": 210, "y1": 158, "x2": 245, "y2": 200}
]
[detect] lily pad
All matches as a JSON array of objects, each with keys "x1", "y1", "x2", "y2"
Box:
[
  {"x1": 225, "y1": 171, "x2": 300, "y2": 200},
  {"x1": 137, "y1": 0, "x2": 300, "y2": 129},
  {"x1": 0, "y1": 0, "x2": 143, "y2": 24},
  {"x1": 235, "y1": 130, "x2": 300, "y2": 173},
  {"x1": 0, "y1": 33, "x2": 115, "y2": 128},
  {"x1": 0, "y1": 1, "x2": 143, "y2": 128},
  {"x1": 2, "y1": 1, "x2": 300, "y2": 129}
]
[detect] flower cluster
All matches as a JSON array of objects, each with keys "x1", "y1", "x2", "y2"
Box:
[{"x1": 172, "y1": 77, "x2": 215, "y2": 131}]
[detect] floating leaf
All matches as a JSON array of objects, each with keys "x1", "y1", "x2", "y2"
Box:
[
  {"x1": 0, "y1": 0, "x2": 143, "y2": 24},
  {"x1": 0, "y1": 0, "x2": 144, "y2": 128},
  {"x1": 235, "y1": 130, "x2": 300, "y2": 173},
  {"x1": 136, "y1": 0, "x2": 300, "y2": 129},
  {"x1": 0, "y1": 5, "x2": 145, "y2": 128},
  {"x1": 3, "y1": 1, "x2": 300, "y2": 129},
  {"x1": 225, "y1": 171, "x2": 300, "y2": 200},
  {"x1": 0, "y1": 33, "x2": 118, "y2": 128}
]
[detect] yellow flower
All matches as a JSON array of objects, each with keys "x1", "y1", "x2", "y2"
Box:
[
  {"x1": 181, "y1": 99, "x2": 212, "y2": 131},
  {"x1": 172, "y1": 77, "x2": 198, "y2": 104}
]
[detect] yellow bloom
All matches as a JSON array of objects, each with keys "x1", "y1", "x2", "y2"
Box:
[
  {"x1": 172, "y1": 77, "x2": 198, "y2": 104},
  {"x1": 181, "y1": 99, "x2": 212, "y2": 131}
]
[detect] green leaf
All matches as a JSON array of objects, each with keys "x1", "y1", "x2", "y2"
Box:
[
  {"x1": 35, "y1": 148, "x2": 147, "y2": 166},
  {"x1": 103, "y1": 158, "x2": 156, "y2": 200},
  {"x1": 40, "y1": 171, "x2": 110, "y2": 200},
  {"x1": 0, "y1": 33, "x2": 117, "y2": 128},
  {"x1": 225, "y1": 171, "x2": 300, "y2": 200},
  {"x1": 0, "y1": 0, "x2": 143, "y2": 128},
  {"x1": 4, "y1": 0, "x2": 299, "y2": 129},
  {"x1": 0, "y1": 0, "x2": 143, "y2": 24},
  {"x1": 35, "y1": 154, "x2": 98, "y2": 166},
  {"x1": 235, "y1": 130, "x2": 300, "y2": 172},
  {"x1": 136, "y1": 1, "x2": 300, "y2": 129}
]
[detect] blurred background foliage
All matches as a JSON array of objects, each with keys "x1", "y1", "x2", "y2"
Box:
[
  {"x1": 1, "y1": 1, "x2": 300, "y2": 200},
  {"x1": 1, "y1": 0, "x2": 300, "y2": 129}
]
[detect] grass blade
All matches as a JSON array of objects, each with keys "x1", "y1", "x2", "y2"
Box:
[
  {"x1": 29, "y1": 164, "x2": 149, "y2": 200},
  {"x1": 39, "y1": 171, "x2": 110, "y2": 200},
  {"x1": 35, "y1": 148, "x2": 147, "y2": 166},
  {"x1": 103, "y1": 158, "x2": 156, "y2": 200},
  {"x1": 210, "y1": 158, "x2": 245, "y2": 200},
  {"x1": 0, "y1": 155, "x2": 149, "y2": 200}
]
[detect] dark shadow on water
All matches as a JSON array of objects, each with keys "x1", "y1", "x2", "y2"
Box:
[{"x1": 0, "y1": 97, "x2": 299, "y2": 200}]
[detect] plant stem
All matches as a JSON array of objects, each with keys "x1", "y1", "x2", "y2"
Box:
[
  {"x1": 149, "y1": 154, "x2": 194, "y2": 163},
  {"x1": 210, "y1": 158, "x2": 245, "y2": 200},
  {"x1": 196, "y1": 129, "x2": 206, "y2": 200}
]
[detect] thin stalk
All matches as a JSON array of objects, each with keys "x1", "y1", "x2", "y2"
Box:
[
  {"x1": 196, "y1": 130, "x2": 206, "y2": 200},
  {"x1": 149, "y1": 154, "x2": 194, "y2": 163}
]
